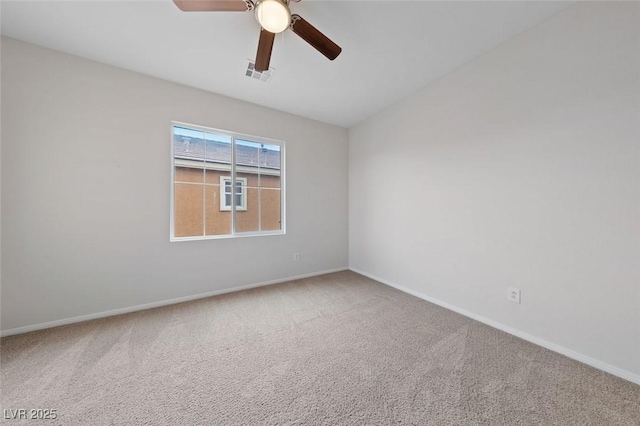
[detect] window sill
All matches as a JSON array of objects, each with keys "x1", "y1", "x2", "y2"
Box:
[
  {"x1": 170, "y1": 230, "x2": 285, "y2": 242},
  {"x1": 219, "y1": 207, "x2": 248, "y2": 212}
]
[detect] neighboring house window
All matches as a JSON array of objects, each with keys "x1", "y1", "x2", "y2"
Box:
[
  {"x1": 220, "y1": 177, "x2": 247, "y2": 211},
  {"x1": 171, "y1": 122, "x2": 284, "y2": 241}
]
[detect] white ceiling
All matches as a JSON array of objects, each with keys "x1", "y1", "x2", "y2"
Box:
[{"x1": 1, "y1": 0, "x2": 572, "y2": 128}]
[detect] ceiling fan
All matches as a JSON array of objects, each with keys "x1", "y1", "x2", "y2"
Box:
[{"x1": 173, "y1": 0, "x2": 342, "y2": 72}]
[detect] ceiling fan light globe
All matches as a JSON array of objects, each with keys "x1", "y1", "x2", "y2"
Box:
[{"x1": 255, "y1": 0, "x2": 291, "y2": 34}]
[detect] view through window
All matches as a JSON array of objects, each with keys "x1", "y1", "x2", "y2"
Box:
[{"x1": 171, "y1": 123, "x2": 284, "y2": 240}]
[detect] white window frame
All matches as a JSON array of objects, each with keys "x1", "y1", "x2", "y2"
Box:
[
  {"x1": 219, "y1": 176, "x2": 247, "y2": 212},
  {"x1": 170, "y1": 121, "x2": 286, "y2": 242}
]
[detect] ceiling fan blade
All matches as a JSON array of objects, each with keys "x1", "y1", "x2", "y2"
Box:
[
  {"x1": 290, "y1": 14, "x2": 342, "y2": 61},
  {"x1": 173, "y1": 0, "x2": 250, "y2": 12},
  {"x1": 255, "y1": 29, "x2": 275, "y2": 72}
]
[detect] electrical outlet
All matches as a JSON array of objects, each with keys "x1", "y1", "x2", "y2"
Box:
[
  {"x1": 507, "y1": 287, "x2": 521, "y2": 304},
  {"x1": 293, "y1": 253, "x2": 300, "y2": 261}
]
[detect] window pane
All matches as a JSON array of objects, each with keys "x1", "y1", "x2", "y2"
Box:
[
  {"x1": 235, "y1": 181, "x2": 243, "y2": 207},
  {"x1": 235, "y1": 187, "x2": 258, "y2": 232},
  {"x1": 259, "y1": 143, "x2": 281, "y2": 189},
  {"x1": 235, "y1": 140, "x2": 261, "y2": 167},
  {"x1": 205, "y1": 185, "x2": 231, "y2": 236},
  {"x1": 236, "y1": 139, "x2": 281, "y2": 188},
  {"x1": 174, "y1": 183, "x2": 203, "y2": 237},
  {"x1": 260, "y1": 188, "x2": 281, "y2": 231},
  {"x1": 205, "y1": 132, "x2": 232, "y2": 185},
  {"x1": 174, "y1": 126, "x2": 205, "y2": 184},
  {"x1": 236, "y1": 140, "x2": 261, "y2": 188},
  {"x1": 218, "y1": 179, "x2": 231, "y2": 209}
]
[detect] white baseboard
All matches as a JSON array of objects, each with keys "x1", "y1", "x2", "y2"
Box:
[
  {"x1": 349, "y1": 267, "x2": 640, "y2": 386},
  {"x1": 0, "y1": 267, "x2": 348, "y2": 338}
]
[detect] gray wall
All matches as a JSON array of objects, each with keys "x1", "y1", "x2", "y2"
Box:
[
  {"x1": 349, "y1": 2, "x2": 639, "y2": 380},
  {"x1": 1, "y1": 37, "x2": 349, "y2": 332}
]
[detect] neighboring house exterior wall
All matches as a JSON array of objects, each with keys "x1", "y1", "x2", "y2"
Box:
[{"x1": 174, "y1": 167, "x2": 281, "y2": 237}]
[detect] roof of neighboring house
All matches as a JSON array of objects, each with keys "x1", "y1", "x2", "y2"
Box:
[{"x1": 173, "y1": 135, "x2": 281, "y2": 170}]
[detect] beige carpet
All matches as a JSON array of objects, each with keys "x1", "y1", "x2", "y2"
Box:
[{"x1": 1, "y1": 271, "x2": 638, "y2": 425}]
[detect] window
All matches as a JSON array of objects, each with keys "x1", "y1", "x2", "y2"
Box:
[
  {"x1": 171, "y1": 122, "x2": 284, "y2": 241},
  {"x1": 220, "y1": 177, "x2": 247, "y2": 211}
]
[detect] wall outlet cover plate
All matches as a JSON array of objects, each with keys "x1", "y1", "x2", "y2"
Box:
[{"x1": 508, "y1": 287, "x2": 521, "y2": 304}]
